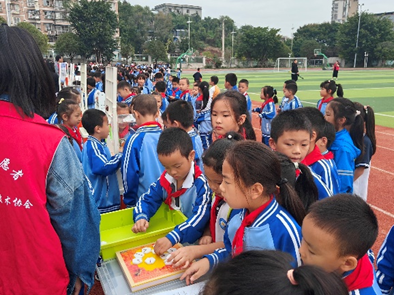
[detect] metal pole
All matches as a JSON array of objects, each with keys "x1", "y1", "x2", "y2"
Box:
[
  {"x1": 187, "y1": 18, "x2": 192, "y2": 51},
  {"x1": 353, "y1": 4, "x2": 363, "y2": 68},
  {"x1": 222, "y1": 18, "x2": 225, "y2": 61},
  {"x1": 231, "y1": 31, "x2": 235, "y2": 67}
]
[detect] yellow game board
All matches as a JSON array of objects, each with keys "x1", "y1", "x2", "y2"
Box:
[{"x1": 116, "y1": 242, "x2": 185, "y2": 292}]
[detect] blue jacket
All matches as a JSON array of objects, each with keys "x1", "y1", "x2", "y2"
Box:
[
  {"x1": 329, "y1": 129, "x2": 361, "y2": 193},
  {"x1": 243, "y1": 92, "x2": 252, "y2": 119},
  {"x1": 82, "y1": 136, "x2": 122, "y2": 213},
  {"x1": 96, "y1": 81, "x2": 103, "y2": 92},
  {"x1": 121, "y1": 122, "x2": 164, "y2": 206},
  {"x1": 145, "y1": 79, "x2": 153, "y2": 92},
  {"x1": 195, "y1": 109, "x2": 212, "y2": 135},
  {"x1": 279, "y1": 95, "x2": 303, "y2": 111},
  {"x1": 253, "y1": 100, "x2": 276, "y2": 137},
  {"x1": 141, "y1": 86, "x2": 151, "y2": 94},
  {"x1": 188, "y1": 128, "x2": 204, "y2": 172},
  {"x1": 134, "y1": 163, "x2": 211, "y2": 245},
  {"x1": 87, "y1": 88, "x2": 99, "y2": 109},
  {"x1": 205, "y1": 198, "x2": 302, "y2": 269},
  {"x1": 47, "y1": 112, "x2": 59, "y2": 124},
  {"x1": 377, "y1": 225, "x2": 394, "y2": 294},
  {"x1": 310, "y1": 170, "x2": 333, "y2": 200}
]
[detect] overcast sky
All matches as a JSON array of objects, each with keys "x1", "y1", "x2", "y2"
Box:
[{"x1": 134, "y1": 0, "x2": 393, "y2": 36}]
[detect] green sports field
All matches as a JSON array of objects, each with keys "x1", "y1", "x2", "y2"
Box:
[{"x1": 185, "y1": 69, "x2": 394, "y2": 128}]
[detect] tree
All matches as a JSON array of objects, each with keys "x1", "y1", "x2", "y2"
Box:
[
  {"x1": 0, "y1": 16, "x2": 6, "y2": 24},
  {"x1": 337, "y1": 13, "x2": 394, "y2": 66},
  {"x1": 120, "y1": 41, "x2": 135, "y2": 62},
  {"x1": 299, "y1": 39, "x2": 321, "y2": 59},
  {"x1": 375, "y1": 41, "x2": 394, "y2": 65},
  {"x1": 55, "y1": 32, "x2": 81, "y2": 62},
  {"x1": 143, "y1": 40, "x2": 167, "y2": 64},
  {"x1": 293, "y1": 23, "x2": 341, "y2": 57},
  {"x1": 17, "y1": 22, "x2": 49, "y2": 53},
  {"x1": 152, "y1": 12, "x2": 173, "y2": 44},
  {"x1": 68, "y1": 0, "x2": 118, "y2": 62},
  {"x1": 236, "y1": 26, "x2": 288, "y2": 66}
]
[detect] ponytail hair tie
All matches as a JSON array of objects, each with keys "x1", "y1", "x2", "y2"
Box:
[
  {"x1": 58, "y1": 98, "x2": 65, "y2": 104},
  {"x1": 364, "y1": 105, "x2": 369, "y2": 115},
  {"x1": 287, "y1": 269, "x2": 298, "y2": 286},
  {"x1": 355, "y1": 110, "x2": 361, "y2": 117},
  {"x1": 277, "y1": 178, "x2": 288, "y2": 186}
]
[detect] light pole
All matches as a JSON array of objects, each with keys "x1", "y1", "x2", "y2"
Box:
[
  {"x1": 353, "y1": 3, "x2": 364, "y2": 68},
  {"x1": 231, "y1": 31, "x2": 236, "y2": 67},
  {"x1": 187, "y1": 17, "x2": 192, "y2": 51}
]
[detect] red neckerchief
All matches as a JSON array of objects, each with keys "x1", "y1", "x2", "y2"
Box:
[
  {"x1": 210, "y1": 194, "x2": 224, "y2": 242},
  {"x1": 323, "y1": 151, "x2": 334, "y2": 160},
  {"x1": 318, "y1": 96, "x2": 334, "y2": 111},
  {"x1": 160, "y1": 164, "x2": 203, "y2": 210},
  {"x1": 295, "y1": 169, "x2": 301, "y2": 178},
  {"x1": 122, "y1": 93, "x2": 134, "y2": 102},
  {"x1": 119, "y1": 127, "x2": 130, "y2": 139},
  {"x1": 344, "y1": 254, "x2": 374, "y2": 292},
  {"x1": 243, "y1": 92, "x2": 248, "y2": 97},
  {"x1": 261, "y1": 98, "x2": 274, "y2": 110},
  {"x1": 133, "y1": 121, "x2": 162, "y2": 130},
  {"x1": 196, "y1": 94, "x2": 203, "y2": 101},
  {"x1": 172, "y1": 87, "x2": 180, "y2": 97},
  {"x1": 301, "y1": 145, "x2": 325, "y2": 166},
  {"x1": 161, "y1": 92, "x2": 166, "y2": 98},
  {"x1": 180, "y1": 90, "x2": 190, "y2": 99},
  {"x1": 63, "y1": 125, "x2": 82, "y2": 150},
  {"x1": 232, "y1": 196, "x2": 273, "y2": 256}
]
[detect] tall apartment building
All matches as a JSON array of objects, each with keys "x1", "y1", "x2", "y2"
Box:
[
  {"x1": 331, "y1": 0, "x2": 359, "y2": 23},
  {"x1": 0, "y1": 0, "x2": 118, "y2": 43},
  {"x1": 153, "y1": 3, "x2": 202, "y2": 17}
]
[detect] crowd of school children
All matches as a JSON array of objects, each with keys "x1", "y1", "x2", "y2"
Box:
[{"x1": 2, "y1": 25, "x2": 394, "y2": 295}]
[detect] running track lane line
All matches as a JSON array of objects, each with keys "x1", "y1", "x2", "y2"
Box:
[
  {"x1": 370, "y1": 205, "x2": 394, "y2": 219},
  {"x1": 371, "y1": 166, "x2": 394, "y2": 176}
]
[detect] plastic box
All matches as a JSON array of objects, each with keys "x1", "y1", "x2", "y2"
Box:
[{"x1": 100, "y1": 204, "x2": 187, "y2": 261}]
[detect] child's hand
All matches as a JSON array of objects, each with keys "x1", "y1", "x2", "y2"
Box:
[
  {"x1": 180, "y1": 258, "x2": 210, "y2": 285},
  {"x1": 154, "y1": 237, "x2": 172, "y2": 256},
  {"x1": 199, "y1": 235, "x2": 213, "y2": 245},
  {"x1": 168, "y1": 246, "x2": 197, "y2": 269},
  {"x1": 132, "y1": 219, "x2": 149, "y2": 233}
]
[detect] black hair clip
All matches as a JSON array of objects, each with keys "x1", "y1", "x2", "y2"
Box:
[{"x1": 277, "y1": 178, "x2": 288, "y2": 186}]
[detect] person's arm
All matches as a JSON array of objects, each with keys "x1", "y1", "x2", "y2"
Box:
[
  {"x1": 121, "y1": 135, "x2": 141, "y2": 206},
  {"x1": 260, "y1": 102, "x2": 276, "y2": 119},
  {"x1": 46, "y1": 137, "x2": 101, "y2": 294},
  {"x1": 165, "y1": 177, "x2": 211, "y2": 246},
  {"x1": 353, "y1": 166, "x2": 365, "y2": 182},
  {"x1": 88, "y1": 141, "x2": 122, "y2": 176},
  {"x1": 377, "y1": 226, "x2": 394, "y2": 295},
  {"x1": 133, "y1": 178, "x2": 164, "y2": 223}
]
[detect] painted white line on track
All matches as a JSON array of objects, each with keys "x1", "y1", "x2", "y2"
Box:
[
  {"x1": 371, "y1": 166, "x2": 394, "y2": 176},
  {"x1": 377, "y1": 145, "x2": 394, "y2": 152},
  {"x1": 370, "y1": 204, "x2": 394, "y2": 219},
  {"x1": 376, "y1": 131, "x2": 394, "y2": 137}
]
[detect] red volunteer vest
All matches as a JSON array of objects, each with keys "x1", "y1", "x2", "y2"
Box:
[{"x1": 0, "y1": 101, "x2": 69, "y2": 294}]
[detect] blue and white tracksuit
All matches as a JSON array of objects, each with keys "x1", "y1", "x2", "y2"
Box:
[
  {"x1": 134, "y1": 163, "x2": 211, "y2": 245},
  {"x1": 377, "y1": 225, "x2": 394, "y2": 295},
  {"x1": 121, "y1": 123, "x2": 164, "y2": 207},
  {"x1": 82, "y1": 136, "x2": 122, "y2": 213},
  {"x1": 253, "y1": 100, "x2": 276, "y2": 145},
  {"x1": 204, "y1": 198, "x2": 302, "y2": 269},
  {"x1": 188, "y1": 128, "x2": 204, "y2": 173},
  {"x1": 279, "y1": 95, "x2": 303, "y2": 111},
  {"x1": 195, "y1": 110, "x2": 212, "y2": 150}
]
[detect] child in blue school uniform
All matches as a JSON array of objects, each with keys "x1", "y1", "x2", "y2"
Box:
[
  {"x1": 316, "y1": 80, "x2": 344, "y2": 115},
  {"x1": 168, "y1": 77, "x2": 182, "y2": 102},
  {"x1": 168, "y1": 132, "x2": 244, "y2": 269},
  {"x1": 57, "y1": 99, "x2": 83, "y2": 162},
  {"x1": 121, "y1": 94, "x2": 164, "y2": 207},
  {"x1": 136, "y1": 73, "x2": 150, "y2": 94},
  {"x1": 181, "y1": 140, "x2": 305, "y2": 283},
  {"x1": 297, "y1": 107, "x2": 340, "y2": 196},
  {"x1": 270, "y1": 110, "x2": 333, "y2": 200},
  {"x1": 164, "y1": 100, "x2": 204, "y2": 172},
  {"x1": 252, "y1": 86, "x2": 278, "y2": 146},
  {"x1": 132, "y1": 128, "x2": 211, "y2": 256},
  {"x1": 87, "y1": 77, "x2": 100, "y2": 109},
  {"x1": 81, "y1": 109, "x2": 122, "y2": 213},
  {"x1": 179, "y1": 78, "x2": 191, "y2": 102},
  {"x1": 300, "y1": 194, "x2": 381, "y2": 295},
  {"x1": 93, "y1": 71, "x2": 103, "y2": 92},
  {"x1": 195, "y1": 82, "x2": 212, "y2": 150},
  {"x1": 47, "y1": 87, "x2": 81, "y2": 124},
  {"x1": 324, "y1": 98, "x2": 363, "y2": 193},
  {"x1": 155, "y1": 81, "x2": 169, "y2": 113},
  {"x1": 238, "y1": 79, "x2": 252, "y2": 119},
  {"x1": 279, "y1": 80, "x2": 302, "y2": 112},
  {"x1": 377, "y1": 225, "x2": 394, "y2": 295}
]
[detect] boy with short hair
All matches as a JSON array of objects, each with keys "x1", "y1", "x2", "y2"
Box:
[
  {"x1": 121, "y1": 94, "x2": 164, "y2": 207},
  {"x1": 155, "y1": 81, "x2": 169, "y2": 113},
  {"x1": 209, "y1": 76, "x2": 220, "y2": 100},
  {"x1": 168, "y1": 77, "x2": 182, "y2": 102},
  {"x1": 269, "y1": 110, "x2": 332, "y2": 200},
  {"x1": 189, "y1": 83, "x2": 200, "y2": 115},
  {"x1": 132, "y1": 128, "x2": 211, "y2": 255},
  {"x1": 179, "y1": 78, "x2": 191, "y2": 102},
  {"x1": 166, "y1": 75, "x2": 174, "y2": 95},
  {"x1": 93, "y1": 71, "x2": 103, "y2": 92},
  {"x1": 82, "y1": 109, "x2": 122, "y2": 213},
  {"x1": 238, "y1": 79, "x2": 252, "y2": 118},
  {"x1": 300, "y1": 194, "x2": 380, "y2": 295},
  {"x1": 87, "y1": 77, "x2": 100, "y2": 109},
  {"x1": 296, "y1": 107, "x2": 340, "y2": 195},
  {"x1": 317, "y1": 120, "x2": 336, "y2": 160},
  {"x1": 279, "y1": 81, "x2": 302, "y2": 112},
  {"x1": 224, "y1": 73, "x2": 238, "y2": 91},
  {"x1": 164, "y1": 100, "x2": 204, "y2": 172},
  {"x1": 117, "y1": 81, "x2": 136, "y2": 106}
]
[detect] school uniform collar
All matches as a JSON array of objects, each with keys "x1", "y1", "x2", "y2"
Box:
[
  {"x1": 187, "y1": 128, "x2": 198, "y2": 137},
  {"x1": 342, "y1": 254, "x2": 375, "y2": 291},
  {"x1": 231, "y1": 85, "x2": 238, "y2": 91},
  {"x1": 163, "y1": 161, "x2": 196, "y2": 190},
  {"x1": 0, "y1": 94, "x2": 10, "y2": 101},
  {"x1": 301, "y1": 144, "x2": 325, "y2": 166},
  {"x1": 88, "y1": 135, "x2": 106, "y2": 146},
  {"x1": 238, "y1": 198, "x2": 279, "y2": 228}
]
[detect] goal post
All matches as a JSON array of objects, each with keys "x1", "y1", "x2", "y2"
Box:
[{"x1": 274, "y1": 57, "x2": 308, "y2": 72}]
